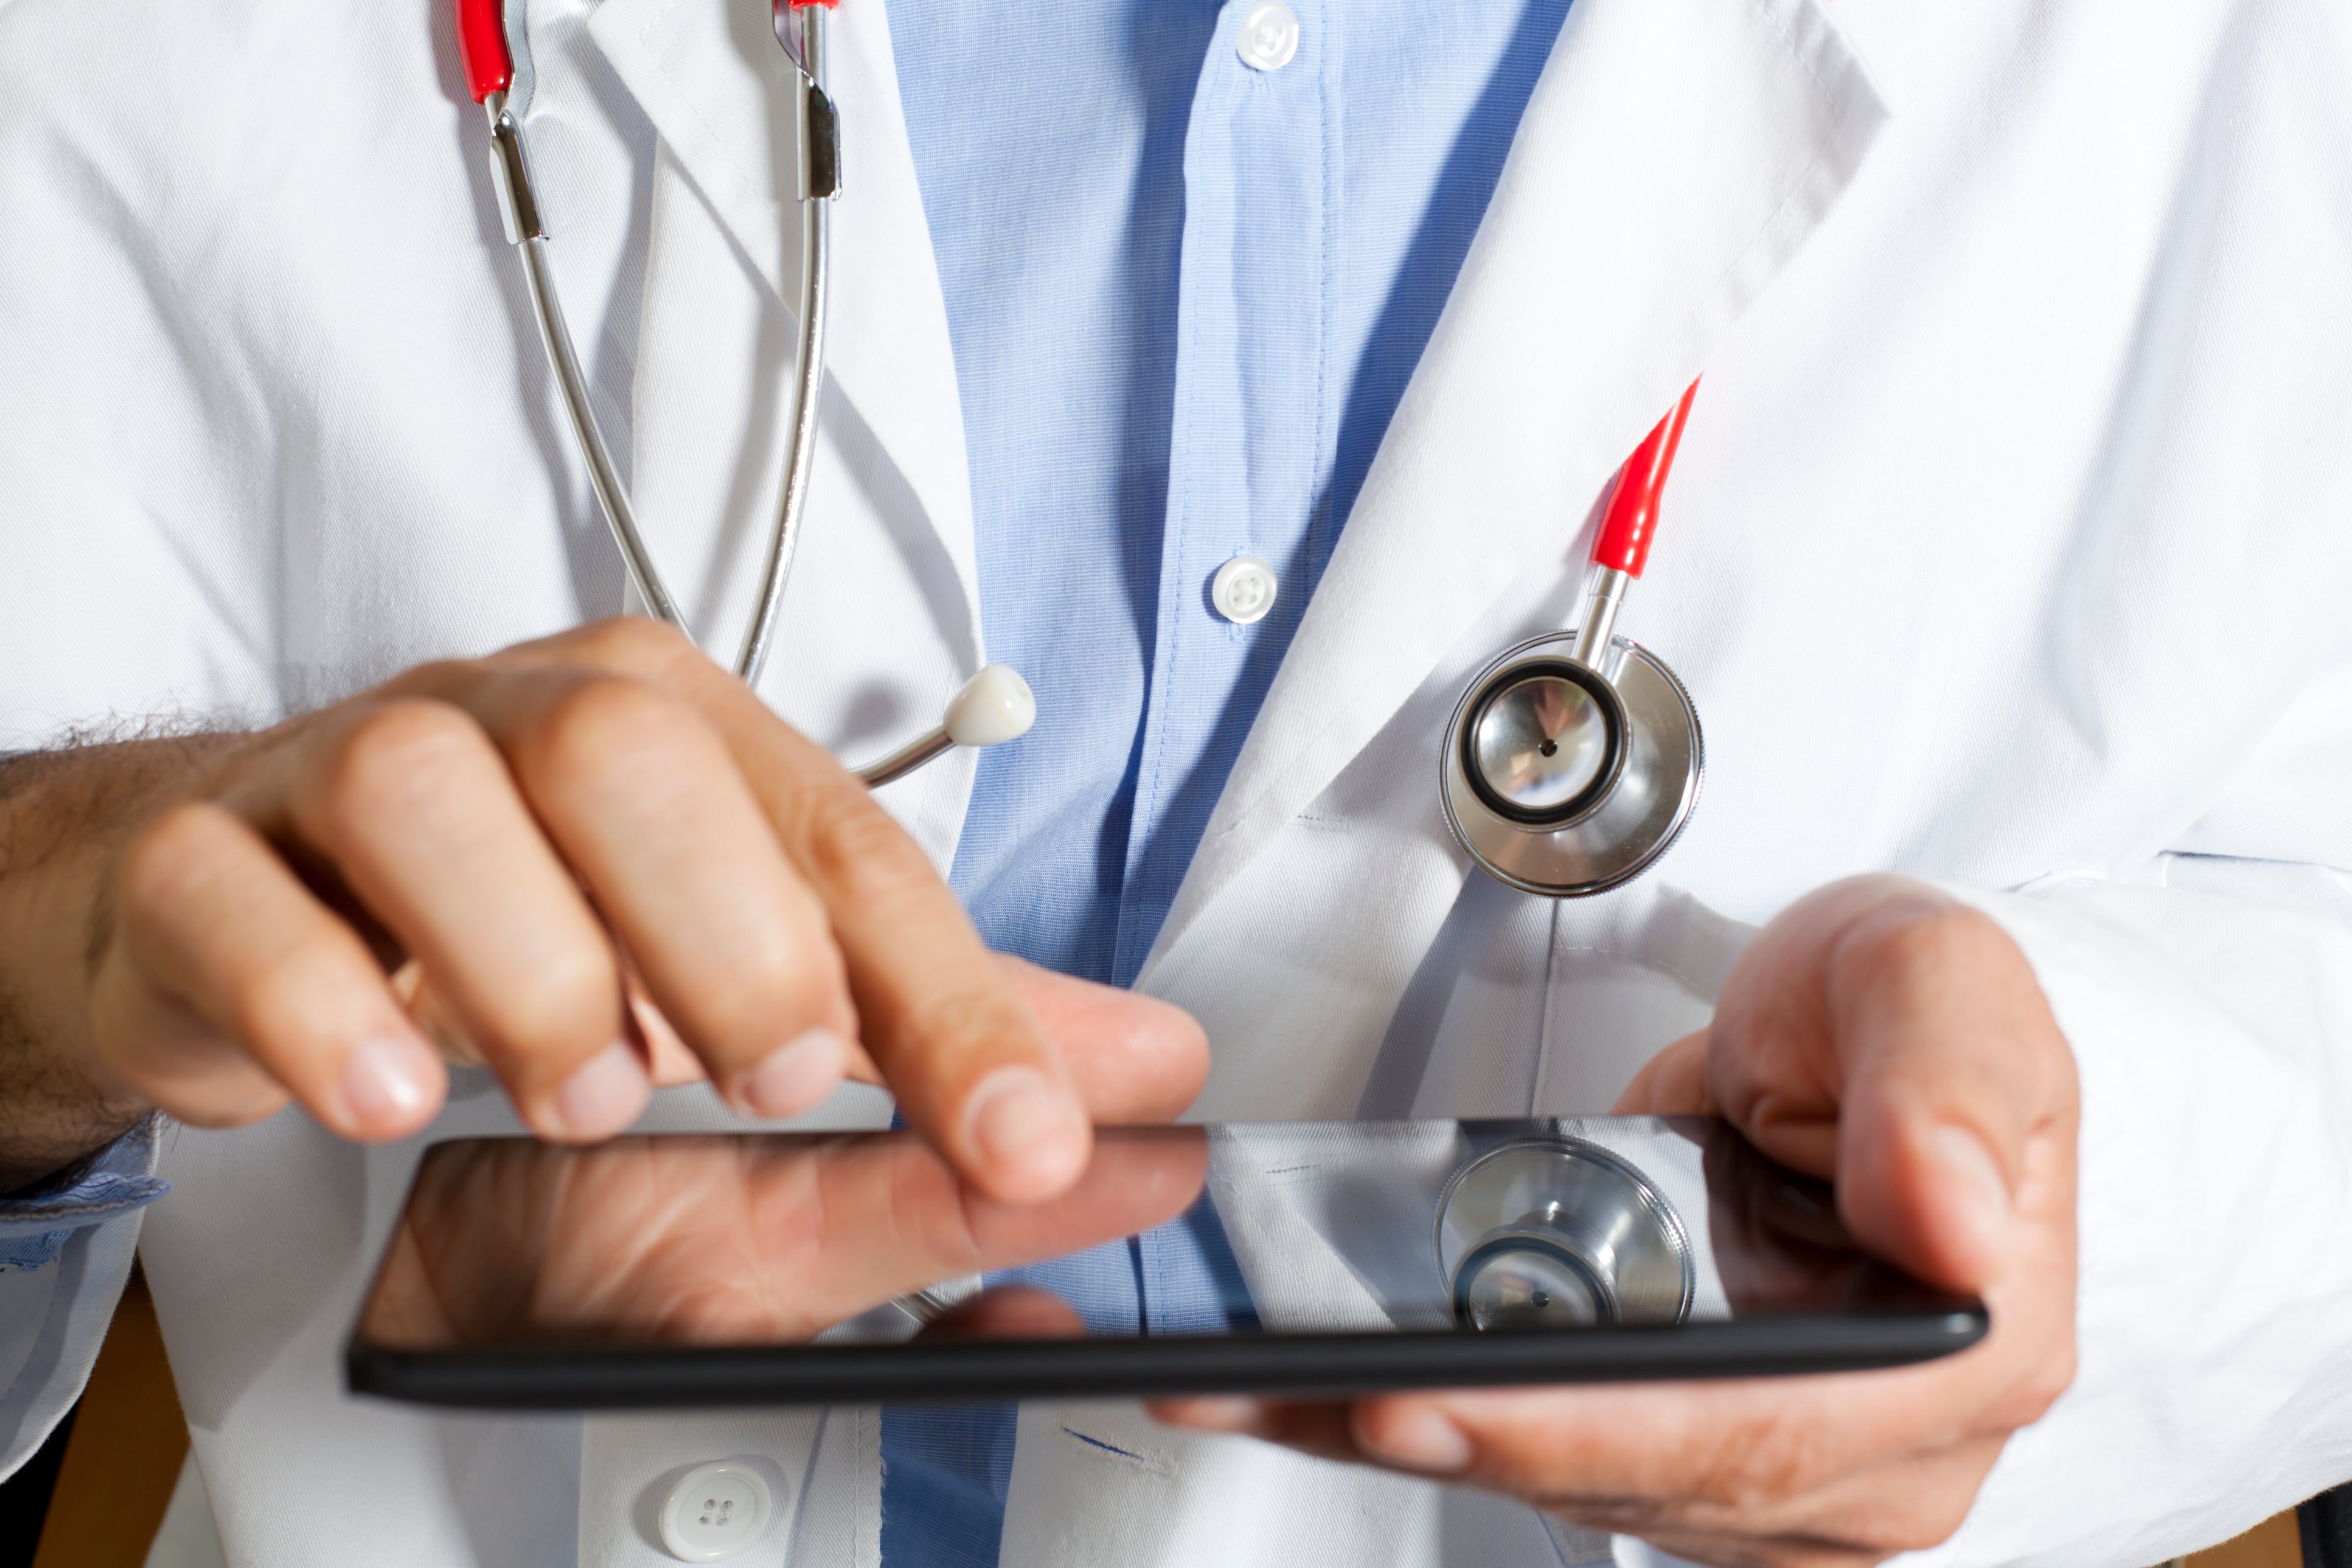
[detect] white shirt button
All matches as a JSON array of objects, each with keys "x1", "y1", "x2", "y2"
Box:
[
  {"x1": 1211, "y1": 554, "x2": 1279, "y2": 624},
  {"x1": 659, "y1": 1462, "x2": 773, "y2": 1562},
  {"x1": 1236, "y1": 2, "x2": 1300, "y2": 71}
]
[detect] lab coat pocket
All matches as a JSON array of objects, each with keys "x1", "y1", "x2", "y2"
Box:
[
  {"x1": 1531, "y1": 884, "x2": 1751, "y2": 1115},
  {"x1": 1360, "y1": 875, "x2": 1750, "y2": 1121}
]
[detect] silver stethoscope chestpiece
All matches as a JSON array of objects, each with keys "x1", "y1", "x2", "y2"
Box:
[
  {"x1": 1436, "y1": 1137, "x2": 1694, "y2": 1331},
  {"x1": 1442, "y1": 387, "x2": 1708, "y2": 898},
  {"x1": 1441, "y1": 631, "x2": 1703, "y2": 899}
]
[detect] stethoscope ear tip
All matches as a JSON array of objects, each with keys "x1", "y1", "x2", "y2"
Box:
[{"x1": 944, "y1": 664, "x2": 1037, "y2": 748}]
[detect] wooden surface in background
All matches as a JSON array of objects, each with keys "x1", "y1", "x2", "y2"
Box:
[
  {"x1": 33, "y1": 1265, "x2": 189, "y2": 1568},
  {"x1": 2188, "y1": 1509, "x2": 2307, "y2": 1568}
]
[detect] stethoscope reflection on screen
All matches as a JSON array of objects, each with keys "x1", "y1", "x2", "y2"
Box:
[
  {"x1": 1438, "y1": 1137, "x2": 1694, "y2": 1331},
  {"x1": 456, "y1": 0, "x2": 1706, "y2": 893}
]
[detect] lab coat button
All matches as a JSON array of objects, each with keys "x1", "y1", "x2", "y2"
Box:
[
  {"x1": 1236, "y1": 2, "x2": 1300, "y2": 71},
  {"x1": 659, "y1": 1462, "x2": 773, "y2": 1561},
  {"x1": 1212, "y1": 555, "x2": 1279, "y2": 624}
]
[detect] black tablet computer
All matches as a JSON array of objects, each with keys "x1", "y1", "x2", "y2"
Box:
[{"x1": 346, "y1": 1115, "x2": 1985, "y2": 1410}]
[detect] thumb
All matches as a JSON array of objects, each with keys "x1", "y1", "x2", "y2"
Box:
[
  {"x1": 1612, "y1": 1029, "x2": 1713, "y2": 1115},
  {"x1": 1823, "y1": 895, "x2": 2078, "y2": 1291}
]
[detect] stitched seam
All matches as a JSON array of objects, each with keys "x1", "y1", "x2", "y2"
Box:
[
  {"x1": 1548, "y1": 941, "x2": 1719, "y2": 997},
  {"x1": 1122, "y1": 27, "x2": 1228, "y2": 980},
  {"x1": 635, "y1": 0, "x2": 782, "y2": 213},
  {"x1": 1310, "y1": 0, "x2": 1335, "y2": 594},
  {"x1": 1750, "y1": 0, "x2": 1838, "y2": 104}
]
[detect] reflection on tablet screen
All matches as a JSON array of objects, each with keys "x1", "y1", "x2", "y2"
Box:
[{"x1": 355, "y1": 1117, "x2": 1952, "y2": 1354}]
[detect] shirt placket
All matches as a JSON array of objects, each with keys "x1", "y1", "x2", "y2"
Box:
[{"x1": 1114, "y1": 0, "x2": 1334, "y2": 983}]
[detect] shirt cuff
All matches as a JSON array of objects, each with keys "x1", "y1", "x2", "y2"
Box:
[{"x1": 0, "y1": 1117, "x2": 169, "y2": 1272}]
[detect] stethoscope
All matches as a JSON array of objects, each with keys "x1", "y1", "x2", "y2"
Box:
[
  {"x1": 454, "y1": 0, "x2": 1034, "y2": 788},
  {"x1": 458, "y1": 0, "x2": 1705, "y2": 878},
  {"x1": 1442, "y1": 383, "x2": 1708, "y2": 898}
]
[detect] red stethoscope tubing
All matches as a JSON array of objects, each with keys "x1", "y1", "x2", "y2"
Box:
[
  {"x1": 1591, "y1": 381, "x2": 1699, "y2": 580},
  {"x1": 455, "y1": 0, "x2": 513, "y2": 103}
]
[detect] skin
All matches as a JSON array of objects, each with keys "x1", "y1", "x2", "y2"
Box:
[
  {"x1": 0, "y1": 618, "x2": 1208, "y2": 1198},
  {"x1": 1155, "y1": 876, "x2": 2081, "y2": 1567}
]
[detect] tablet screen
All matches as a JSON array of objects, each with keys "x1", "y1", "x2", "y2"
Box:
[{"x1": 354, "y1": 1116, "x2": 1962, "y2": 1359}]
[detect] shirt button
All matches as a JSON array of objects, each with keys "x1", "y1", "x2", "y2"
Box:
[
  {"x1": 1211, "y1": 555, "x2": 1279, "y2": 624},
  {"x1": 1236, "y1": 2, "x2": 1300, "y2": 71},
  {"x1": 659, "y1": 1462, "x2": 773, "y2": 1562}
]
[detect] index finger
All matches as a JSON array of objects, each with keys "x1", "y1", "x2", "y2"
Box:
[{"x1": 501, "y1": 620, "x2": 1093, "y2": 1204}]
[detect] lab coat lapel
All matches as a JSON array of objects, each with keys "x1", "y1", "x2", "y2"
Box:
[
  {"x1": 583, "y1": 0, "x2": 978, "y2": 626},
  {"x1": 1146, "y1": 0, "x2": 1887, "y2": 969}
]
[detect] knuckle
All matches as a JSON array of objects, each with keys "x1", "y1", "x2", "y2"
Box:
[
  {"x1": 116, "y1": 802, "x2": 240, "y2": 924},
  {"x1": 568, "y1": 615, "x2": 698, "y2": 678},
  {"x1": 2003, "y1": 1342, "x2": 2076, "y2": 1426},
  {"x1": 1852, "y1": 900, "x2": 1988, "y2": 979},
  {"x1": 696, "y1": 933, "x2": 847, "y2": 1048},
  {"x1": 529, "y1": 674, "x2": 695, "y2": 784},
  {"x1": 799, "y1": 786, "x2": 927, "y2": 891},
  {"x1": 475, "y1": 941, "x2": 621, "y2": 1069},
  {"x1": 231, "y1": 938, "x2": 341, "y2": 1047},
  {"x1": 381, "y1": 656, "x2": 484, "y2": 696},
  {"x1": 1829, "y1": 896, "x2": 2032, "y2": 1023},
  {"x1": 315, "y1": 698, "x2": 492, "y2": 827}
]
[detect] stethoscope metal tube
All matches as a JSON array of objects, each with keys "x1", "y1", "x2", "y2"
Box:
[
  {"x1": 1442, "y1": 384, "x2": 1706, "y2": 898},
  {"x1": 485, "y1": 100, "x2": 687, "y2": 629},
  {"x1": 739, "y1": 0, "x2": 841, "y2": 686},
  {"x1": 458, "y1": 0, "x2": 1028, "y2": 786}
]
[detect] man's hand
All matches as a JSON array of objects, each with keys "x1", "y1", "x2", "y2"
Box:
[
  {"x1": 1156, "y1": 876, "x2": 2078, "y2": 1567},
  {"x1": 0, "y1": 619, "x2": 1207, "y2": 1197}
]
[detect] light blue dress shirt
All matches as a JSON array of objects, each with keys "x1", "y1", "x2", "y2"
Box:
[{"x1": 883, "y1": 0, "x2": 1574, "y2": 1562}]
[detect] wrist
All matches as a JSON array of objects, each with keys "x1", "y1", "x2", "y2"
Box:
[{"x1": 0, "y1": 738, "x2": 236, "y2": 1181}]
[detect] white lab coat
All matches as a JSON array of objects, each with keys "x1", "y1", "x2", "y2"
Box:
[{"x1": 2, "y1": 0, "x2": 2350, "y2": 1563}]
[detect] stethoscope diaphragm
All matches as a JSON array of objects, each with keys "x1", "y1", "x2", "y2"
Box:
[{"x1": 1442, "y1": 630, "x2": 1703, "y2": 898}]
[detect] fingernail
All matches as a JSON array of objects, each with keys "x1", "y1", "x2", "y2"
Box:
[
  {"x1": 1364, "y1": 1407, "x2": 1473, "y2": 1474},
  {"x1": 339, "y1": 1033, "x2": 440, "y2": 1133},
  {"x1": 1929, "y1": 1123, "x2": 2014, "y2": 1255},
  {"x1": 962, "y1": 1066, "x2": 1088, "y2": 1196},
  {"x1": 542, "y1": 1041, "x2": 650, "y2": 1141},
  {"x1": 733, "y1": 1028, "x2": 847, "y2": 1119}
]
